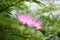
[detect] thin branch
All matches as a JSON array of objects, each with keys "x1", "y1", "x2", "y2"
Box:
[{"x1": 0, "y1": 0, "x2": 24, "y2": 13}]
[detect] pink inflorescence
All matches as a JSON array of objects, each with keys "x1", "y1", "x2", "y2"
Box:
[{"x1": 17, "y1": 14, "x2": 42, "y2": 29}]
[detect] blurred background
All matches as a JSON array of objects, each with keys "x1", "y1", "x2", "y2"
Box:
[{"x1": 0, "y1": 0, "x2": 60, "y2": 40}]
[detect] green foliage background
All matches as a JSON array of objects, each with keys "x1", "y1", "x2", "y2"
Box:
[{"x1": 0, "y1": 0, "x2": 60, "y2": 40}]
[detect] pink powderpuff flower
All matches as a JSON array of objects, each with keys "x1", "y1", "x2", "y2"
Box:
[
  {"x1": 17, "y1": 14, "x2": 35, "y2": 26},
  {"x1": 33, "y1": 20, "x2": 42, "y2": 29},
  {"x1": 17, "y1": 14, "x2": 42, "y2": 29}
]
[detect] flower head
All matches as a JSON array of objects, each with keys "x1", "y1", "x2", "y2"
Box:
[
  {"x1": 17, "y1": 14, "x2": 42, "y2": 29},
  {"x1": 17, "y1": 14, "x2": 35, "y2": 26},
  {"x1": 33, "y1": 20, "x2": 42, "y2": 29}
]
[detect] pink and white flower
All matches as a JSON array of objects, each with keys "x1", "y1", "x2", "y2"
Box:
[
  {"x1": 33, "y1": 20, "x2": 42, "y2": 29},
  {"x1": 17, "y1": 14, "x2": 42, "y2": 29}
]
